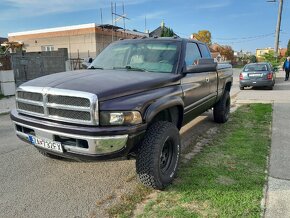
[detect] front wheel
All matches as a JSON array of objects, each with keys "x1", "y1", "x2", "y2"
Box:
[
  {"x1": 136, "y1": 121, "x2": 180, "y2": 190},
  {"x1": 213, "y1": 90, "x2": 230, "y2": 123}
]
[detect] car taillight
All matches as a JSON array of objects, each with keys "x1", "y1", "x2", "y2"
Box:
[
  {"x1": 267, "y1": 73, "x2": 273, "y2": 80},
  {"x1": 239, "y1": 73, "x2": 243, "y2": 80}
]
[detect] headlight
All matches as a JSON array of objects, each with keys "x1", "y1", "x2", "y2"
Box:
[{"x1": 100, "y1": 111, "x2": 142, "y2": 126}]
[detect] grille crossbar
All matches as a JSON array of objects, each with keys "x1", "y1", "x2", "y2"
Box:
[{"x1": 16, "y1": 86, "x2": 98, "y2": 125}]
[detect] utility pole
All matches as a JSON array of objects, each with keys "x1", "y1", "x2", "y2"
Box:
[
  {"x1": 268, "y1": 0, "x2": 283, "y2": 56},
  {"x1": 275, "y1": 0, "x2": 283, "y2": 56}
]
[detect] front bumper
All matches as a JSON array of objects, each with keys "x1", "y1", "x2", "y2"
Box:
[
  {"x1": 11, "y1": 109, "x2": 147, "y2": 160},
  {"x1": 240, "y1": 79, "x2": 274, "y2": 87}
]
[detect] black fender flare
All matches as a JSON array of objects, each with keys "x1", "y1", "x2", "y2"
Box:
[{"x1": 144, "y1": 96, "x2": 184, "y2": 124}]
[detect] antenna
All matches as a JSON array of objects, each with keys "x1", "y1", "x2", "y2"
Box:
[
  {"x1": 100, "y1": 8, "x2": 103, "y2": 25},
  {"x1": 111, "y1": 2, "x2": 114, "y2": 41},
  {"x1": 111, "y1": 1, "x2": 130, "y2": 38},
  {"x1": 122, "y1": 2, "x2": 125, "y2": 35},
  {"x1": 145, "y1": 16, "x2": 147, "y2": 33}
]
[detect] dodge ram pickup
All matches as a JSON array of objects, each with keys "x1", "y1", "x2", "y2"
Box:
[{"x1": 11, "y1": 37, "x2": 233, "y2": 189}]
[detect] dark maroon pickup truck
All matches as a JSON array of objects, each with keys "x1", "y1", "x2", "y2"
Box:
[{"x1": 11, "y1": 37, "x2": 233, "y2": 189}]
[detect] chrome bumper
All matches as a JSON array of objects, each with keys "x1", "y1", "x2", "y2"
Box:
[{"x1": 14, "y1": 121, "x2": 128, "y2": 155}]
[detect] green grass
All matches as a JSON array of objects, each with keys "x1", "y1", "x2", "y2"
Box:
[{"x1": 109, "y1": 104, "x2": 272, "y2": 218}]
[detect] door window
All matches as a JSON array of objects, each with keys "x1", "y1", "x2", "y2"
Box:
[
  {"x1": 199, "y1": 43, "x2": 211, "y2": 58},
  {"x1": 185, "y1": 43, "x2": 201, "y2": 70}
]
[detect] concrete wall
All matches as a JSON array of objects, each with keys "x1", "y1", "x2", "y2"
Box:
[
  {"x1": 11, "y1": 48, "x2": 68, "y2": 86},
  {"x1": 0, "y1": 70, "x2": 15, "y2": 96}
]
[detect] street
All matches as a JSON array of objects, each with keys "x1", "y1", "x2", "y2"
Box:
[{"x1": 2, "y1": 68, "x2": 289, "y2": 218}]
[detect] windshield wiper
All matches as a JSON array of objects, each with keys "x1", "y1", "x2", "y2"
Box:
[
  {"x1": 89, "y1": 66, "x2": 103, "y2": 70},
  {"x1": 113, "y1": 66, "x2": 147, "y2": 72}
]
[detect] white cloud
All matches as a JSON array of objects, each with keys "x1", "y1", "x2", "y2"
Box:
[{"x1": 196, "y1": 1, "x2": 231, "y2": 9}]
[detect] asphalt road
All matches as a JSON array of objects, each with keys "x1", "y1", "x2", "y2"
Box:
[{"x1": 0, "y1": 68, "x2": 242, "y2": 218}]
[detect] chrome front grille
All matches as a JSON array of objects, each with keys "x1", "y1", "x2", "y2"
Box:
[
  {"x1": 17, "y1": 91, "x2": 43, "y2": 102},
  {"x1": 48, "y1": 108, "x2": 91, "y2": 121},
  {"x1": 17, "y1": 102, "x2": 44, "y2": 114},
  {"x1": 16, "y1": 86, "x2": 98, "y2": 125},
  {"x1": 47, "y1": 95, "x2": 90, "y2": 107}
]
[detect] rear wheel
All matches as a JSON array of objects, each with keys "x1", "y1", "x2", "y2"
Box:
[
  {"x1": 239, "y1": 86, "x2": 244, "y2": 90},
  {"x1": 136, "y1": 121, "x2": 180, "y2": 190},
  {"x1": 213, "y1": 90, "x2": 230, "y2": 123}
]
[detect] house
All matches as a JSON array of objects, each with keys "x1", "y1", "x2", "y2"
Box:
[
  {"x1": 256, "y1": 47, "x2": 287, "y2": 61},
  {"x1": 149, "y1": 21, "x2": 178, "y2": 37},
  {"x1": 8, "y1": 23, "x2": 148, "y2": 59},
  {"x1": 256, "y1": 47, "x2": 274, "y2": 59},
  {"x1": 234, "y1": 50, "x2": 253, "y2": 58},
  {"x1": 209, "y1": 43, "x2": 227, "y2": 62}
]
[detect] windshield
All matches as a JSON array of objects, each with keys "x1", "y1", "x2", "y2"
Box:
[
  {"x1": 243, "y1": 64, "x2": 268, "y2": 72},
  {"x1": 89, "y1": 40, "x2": 180, "y2": 73}
]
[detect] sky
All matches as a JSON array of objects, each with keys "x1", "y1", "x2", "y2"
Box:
[{"x1": 0, "y1": 0, "x2": 289, "y2": 53}]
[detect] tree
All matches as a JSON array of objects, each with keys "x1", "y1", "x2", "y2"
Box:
[
  {"x1": 262, "y1": 50, "x2": 280, "y2": 68},
  {"x1": 0, "y1": 46, "x2": 5, "y2": 54},
  {"x1": 249, "y1": 55, "x2": 257, "y2": 63},
  {"x1": 161, "y1": 27, "x2": 174, "y2": 37},
  {"x1": 220, "y1": 45, "x2": 234, "y2": 62},
  {"x1": 192, "y1": 30, "x2": 212, "y2": 45},
  {"x1": 286, "y1": 39, "x2": 290, "y2": 57}
]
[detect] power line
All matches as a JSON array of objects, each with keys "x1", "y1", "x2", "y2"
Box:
[{"x1": 213, "y1": 33, "x2": 275, "y2": 41}]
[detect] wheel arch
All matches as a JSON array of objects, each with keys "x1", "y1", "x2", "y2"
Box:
[{"x1": 144, "y1": 96, "x2": 184, "y2": 129}]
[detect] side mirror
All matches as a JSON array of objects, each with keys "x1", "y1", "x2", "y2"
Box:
[{"x1": 184, "y1": 58, "x2": 217, "y2": 74}]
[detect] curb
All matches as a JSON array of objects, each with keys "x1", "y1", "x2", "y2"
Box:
[{"x1": 0, "y1": 110, "x2": 10, "y2": 116}]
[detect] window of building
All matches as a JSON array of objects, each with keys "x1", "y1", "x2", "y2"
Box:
[{"x1": 41, "y1": 45, "x2": 54, "y2": 51}]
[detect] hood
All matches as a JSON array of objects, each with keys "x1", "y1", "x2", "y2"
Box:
[{"x1": 22, "y1": 69, "x2": 182, "y2": 101}]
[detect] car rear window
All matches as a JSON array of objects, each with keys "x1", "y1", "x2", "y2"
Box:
[{"x1": 244, "y1": 64, "x2": 268, "y2": 72}]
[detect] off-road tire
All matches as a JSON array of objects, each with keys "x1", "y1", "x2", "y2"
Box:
[
  {"x1": 213, "y1": 90, "x2": 230, "y2": 123},
  {"x1": 136, "y1": 121, "x2": 180, "y2": 190},
  {"x1": 38, "y1": 149, "x2": 64, "y2": 160}
]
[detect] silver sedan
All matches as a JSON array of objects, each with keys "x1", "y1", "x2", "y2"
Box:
[{"x1": 239, "y1": 62, "x2": 276, "y2": 90}]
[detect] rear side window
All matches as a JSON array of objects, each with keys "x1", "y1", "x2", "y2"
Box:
[
  {"x1": 185, "y1": 43, "x2": 201, "y2": 70},
  {"x1": 198, "y1": 44, "x2": 211, "y2": 58}
]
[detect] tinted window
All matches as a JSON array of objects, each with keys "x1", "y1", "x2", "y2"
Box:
[
  {"x1": 185, "y1": 43, "x2": 201, "y2": 70},
  {"x1": 90, "y1": 41, "x2": 179, "y2": 73},
  {"x1": 198, "y1": 44, "x2": 211, "y2": 58},
  {"x1": 244, "y1": 64, "x2": 269, "y2": 72}
]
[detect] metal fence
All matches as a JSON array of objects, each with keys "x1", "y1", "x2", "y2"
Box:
[{"x1": 11, "y1": 48, "x2": 68, "y2": 86}]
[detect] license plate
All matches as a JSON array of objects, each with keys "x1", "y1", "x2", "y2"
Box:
[
  {"x1": 249, "y1": 73, "x2": 262, "y2": 77},
  {"x1": 28, "y1": 135, "x2": 63, "y2": 153}
]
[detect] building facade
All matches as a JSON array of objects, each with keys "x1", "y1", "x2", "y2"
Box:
[{"x1": 8, "y1": 23, "x2": 147, "y2": 59}]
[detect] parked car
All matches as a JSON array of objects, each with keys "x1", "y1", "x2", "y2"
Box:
[
  {"x1": 239, "y1": 62, "x2": 276, "y2": 90},
  {"x1": 11, "y1": 38, "x2": 233, "y2": 189}
]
